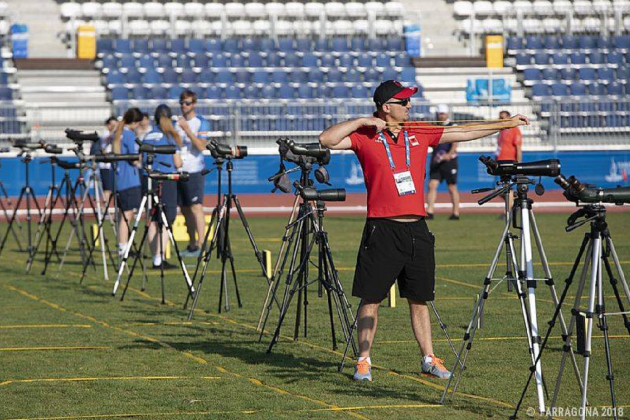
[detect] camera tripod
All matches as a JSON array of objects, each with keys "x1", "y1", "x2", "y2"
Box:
[
  {"x1": 511, "y1": 204, "x2": 630, "y2": 420},
  {"x1": 441, "y1": 175, "x2": 583, "y2": 415},
  {"x1": 0, "y1": 158, "x2": 24, "y2": 252},
  {"x1": 187, "y1": 156, "x2": 268, "y2": 318},
  {"x1": 112, "y1": 166, "x2": 195, "y2": 304},
  {"x1": 0, "y1": 148, "x2": 42, "y2": 259}
]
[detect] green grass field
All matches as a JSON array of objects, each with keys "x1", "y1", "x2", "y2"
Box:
[{"x1": 1, "y1": 213, "x2": 629, "y2": 420}]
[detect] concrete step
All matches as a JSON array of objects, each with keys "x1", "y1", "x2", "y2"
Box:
[
  {"x1": 20, "y1": 92, "x2": 108, "y2": 102},
  {"x1": 18, "y1": 77, "x2": 103, "y2": 87},
  {"x1": 25, "y1": 106, "x2": 111, "y2": 124}
]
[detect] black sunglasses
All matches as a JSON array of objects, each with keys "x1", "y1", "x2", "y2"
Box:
[
  {"x1": 179, "y1": 100, "x2": 195, "y2": 106},
  {"x1": 385, "y1": 98, "x2": 411, "y2": 106}
]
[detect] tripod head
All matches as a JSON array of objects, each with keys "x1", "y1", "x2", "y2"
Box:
[
  {"x1": 206, "y1": 140, "x2": 247, "y2": 160},
  {"x1": 11, "y1": 139, "x2": 63, "y2": 162},
  {"x1": 566, "y1": 205, "x2": 607, "y2": 233},
  {"x1": 271, "y1": 138, "x2": 331, "y2": 193}
]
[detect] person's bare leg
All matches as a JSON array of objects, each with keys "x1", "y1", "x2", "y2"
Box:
[
  {"x1": 357, "y1": 300, "x2": 380, "y2": 357},
  {"x1": 408, "y1": 298, "x2": 433, "y2": 356},
  {"x1": 118, "y1": 210, "x2": 133, "y2": 245},
  {"x1": 181, "y1": 206, "x2": 196, "y2": 248},
  {"x1": 190, "y1": 203, "x2": 205, "y2": 248},
  {"x1": 426, "y1": 179, "x2": 439, "y2": 215},
  {"x1": 447, "y1": 184, "x2": 460, "y2": 217}
]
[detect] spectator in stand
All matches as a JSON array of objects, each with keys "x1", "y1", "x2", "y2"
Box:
[
  {"x1": 426, "y1": 105, "x2": 460, "y2": 220},
  {"x1": 496, "y1": 110, "x2": 523, "y2": 210}
]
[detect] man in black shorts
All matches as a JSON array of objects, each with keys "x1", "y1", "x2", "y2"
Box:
[
  {"x1": 426, "y1": 105, "x2": 460, "y2": 220},
  {"x1": 319, "y1": 80, "x2": 529, "y2": 382}
]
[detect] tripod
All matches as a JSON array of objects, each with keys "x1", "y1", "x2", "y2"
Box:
[
  {"x1": 0, "y1": 158, "x2": 24, "y2": 252},
  {"x1": 187, "y1": 157, "x2": 268, "y2": 317},
  {"x1": 112, "y1": 164, "x2": 195, "y2": 304},
  {"x1": 512, "y1": 205, "x2": 630, "y2": 420},
  {"x1": 441, "y1": 176, "x2": 582, "y2": 415},
  {"x1": 0, "y1": 149, "x2": 42, "y2": 258}
]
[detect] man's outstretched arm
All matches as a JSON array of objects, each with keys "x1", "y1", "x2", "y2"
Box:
[
  {"x1": 319, "y1": 117, "x2": 386, "y2": 150},
  {"x1": 439, "y1": 115, "x2": 529, "y2": 144}
]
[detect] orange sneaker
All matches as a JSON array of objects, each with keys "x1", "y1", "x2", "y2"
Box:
[
  {"x1": 353, "y1": 359, "x2": 372, "y2": 381},
  {"x1": 421, "y1": 354, "x2": 452, "y2": 379}
]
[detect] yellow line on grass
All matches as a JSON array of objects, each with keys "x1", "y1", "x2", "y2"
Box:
[
  {"x1": 0, "y1": 376, "x2": 220, "y2": 387},
  {"x1": 3, "y1": 284, "x2": 369, "y2": 420},
  {"x1": 380, "y1": 334, "x2": 630, "y2": 345},
  {"x1": 437, "y1": 277, "x2": 480, "y2": 290},
  {"x1": 0, "y1": 346, "x2": 109, "y2": 352},
  {"x1": 0, "y1": 324, "x2": 92, "y2": 329}
]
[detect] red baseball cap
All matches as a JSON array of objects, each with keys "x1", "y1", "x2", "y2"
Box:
[{"x1": 373, "y1": 80, "x2": 418, "y2": 106}]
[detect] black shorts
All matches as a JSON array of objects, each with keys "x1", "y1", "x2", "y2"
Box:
[
  {"x1": 141, "y1": 175, "x2": 178, "y2": 225},
  {"x1": 177, "y1": 171, "x2": 205, "y2": 207},
  {"x1": 99, "y1": 168, "x2": 114, "y2": 192},
  {"x1": 429, "y1": 158, "x2": 458, "y2": 185},
  {"x1": 117, "y1": 186, "x2": 141, "y2": 212},
  {"x1": 353, "y1": 218, "x2": 436, "y2": 303}
]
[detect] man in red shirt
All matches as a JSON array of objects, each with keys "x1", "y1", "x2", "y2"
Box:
[{"x1": 319, "y1": 80, "x2": 529, "y2": 382}]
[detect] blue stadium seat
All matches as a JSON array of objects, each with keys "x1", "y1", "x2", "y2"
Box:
[
  {"x1": 524, "y1": 68, "x2": 542, "y2": 82},
  {"x1": 216, "y1": 69, "x2": 234, "y2": 84},
  {"x1": 607, "y1": 51, "x2": 624, "y2": 66},
  {"x1": 266, "y1": 52, "x2": 282, "y2": 66},
  {"x1": 578, "y1": 36, "x2": 596, "y2": 50},
  {"x1": 194, "y1": 54, "x2": 209, "y2": 68},
  {"x1": 189, "y1": 39, "x2": 205, "y2": 55},
  {"x1": 149, "y1": 86, "x2": 167, "y2": 99},
  {"x1": 261, "y1": 85, "x2": 276, "y2": 99},
  {"x1": 162, "y1": 68, "x2": 179, "y2": 84},
  {"x1": 302, "y1": 53, "x2": 318, "y2": 67},
  {"x1": 551, "y1": 52, "x2": 568, "y2": 65},
  {"x1": 351, "y1": 84, "x2": 368, "y2": 98},
  {"x1": 97, "y1": 39, "x2": 114, "y2": 55},
  {"x1": 596, "y1": 37, "x2": 612, "y2": 49},
  {"x1": 119, "y1": 54, "x2": 136, "y2": 68},
  {"x1": 515, "y1": 52, "x2": 531, "y2": 66},
  {"x1": 332, "y1": 38, "x2": 348, "y2": 52},
  {"x1": 206, "y1": 85, "x2": 221, "y2": 99},
  {"x1": 278, "y1": 38, "x2": 294, "y2": 52},
  {"x1": 176, "y1": 55, "x2": 194, "y2": 68},
  {"x1": 297, "y1": 84, "x2": 313, "y2": 99},
  {"x1": 376, "y1": 53, "x2": 391, "y2": 67},
  {"x1": 111, "y1": 86, "x2": 129, "y2": 100},
  {"x1": 314, "y1": 38, "x2": 329, "y2": 51},
  {"x1": 284, "y1": 53, "x2": 300, "y2": 67},
  {"x1": 101, "y1": 55, "x2": 118, "y2": 69},
  {"x1": 231, "y1": 54, "x2": 245, "y2": 67},
  {"x1": 248, "y1": 52, "x2": 264, "y2": 67},
  {"x1": 561, "y1": 35, "x2": 579, "y2": 49},
  {"x1": 252, "y1": 69, "x2": 269, "y2": 84},
  {"x1": 394, "y1": 53, "x2": 410, "y2": 67},
  {"x1": 357, "y1": 54, "x2": 373, "y2": 67},
  {"x1": 235, "y1": 69, "x2": 249, "y2": 83},
  {"x1": 244, "y1": 84, "x2": 259, "y2": 99},
  {"x1": 133, "y1": 39, "x2": 149, "y2": 55},
  {"x1": 320, "y1": 54, "x2": 336, "y2": 67},
  {"x1": 211, "y1": 54, "x2": 228, "y2": 67},
  {"x1": 181, "y1": 69, "x2": 198, "y2": 84},
  {"x1": 156, "y1": 55, "x2": 173, "y2": 68},
  {"x1": 613, "y1": 35, "x2": 630, "y2": 49},
  {"x1": 381, "y1": 68, "x2": 398, "y2": 80},
  {"x1": 327, "y1": 69, "x2": 343, "y2": 83},
  {"x1": 168, "y1": 86, "x2": 184, "y2": 100},
  {"x1": 0, "y1": 87, "x2": 12, "y2": 100},
  {"x1": 242, "y1": 38, "x2": 259, "y2": 52},
  {"x1": 309, "y1": 69, "x2": 324, "y2": 83},
  {"x1": 607, "y1": 82, "x2": 624, "y2": 95},
  {"x1": 570, "y1": 82, "x2": 587, "y2": 96},
  {"x1": 278, "y1": 84, "x2": 295, "y2": 99},
  {"x1": 260, "y1": 38, "x2": 274, "y2": 52},
  {"x1": 525, "y1": 36, "x2": 543, "y2": 50},
  {"x1": 171, "y1": 39, "x2": 186, "y2": 55},
  {"x1": 225, "y1": 85, "x2": 241, "y2": 99},
  {"x1": 316, "y1": 85, "x2": 330, "y2": 98},
  {"x1": 507, "y1": 36, "x2": 523, "y2": 51},
  {"x1": 106, "y1": 70, "x2": 124, "y2": 85},
  {"x1": 125, "y1": 69, "x2": 142, "y2": 84},
  {"x1": 588, "y1": 83, "x2": 606, "y2": 95},
  {"x1": 543, "y1": 36, "x2": 560, "y2": 50},
  {"x1": 578, "y1": 67, "x2": 596, "y2": 81},
  {"x1": 588, "y1": 52, "x2": 604, "y2": 64},
  {"x1": 290, "y1": 69, "x2": 308, "y2": 83},
  {"x1": 205, "y1": 39, "x2": 221, "y2": 53},
  {"x1": 198, "y1": 71, "x2": 213, "y2": 84},
  {"x1": 560, "y1": 68, "x2": 576, "y2": 80},
  {"x1": 272, "y1": 69, "x2": 289, "y2": 83},
  {"x1": 332, "y1": 84, "x2": 349, "y2": 98},
  {"x1": 345, "y1": 69, "x2": 361, "y2": 83},
  {"x1": 386, "y1": 38, "x2": 405, "y2": 51},
  {"x1": 351, "y1": 37, "x2": 366, "y2": 51},
  {"x1": 401, "y1": 67, "x2": 415, "y2": 83},
  {"x1": 531, "y1": 83, "x2": 550, "y2": 97},
  {"x1": 551, "y1": 82, "x2": 569, "y2": 96},
  {"x1": 142, "y1": 69, "x2": 161, "y2": 84},
  {"x1": 541, "y1": 68, "x2": 558, "y2": 80},
  {"x1": 152, "y1": 39, "x2": 169, "y2": 54},
  {"x1": 114, "y1": 39, "x2": 132, "y2": 54},
  {"x1": 296, "y1": 38, "x2": 311, "y2": 51},
  {"x1": 570, "y1": 53, "x2": 587, "y2": 65},
  {"x1": 597, "y1": 68, "x2": 614, "y2": 82},
  {"x1": 132, "y1": 85, "x2": 148, "y2": 100},
  {"x1": 222, "y1": 38, "x2": 239, "y2": 53},
  {"x1": 534, "y1": 52, "x2": 550, "y2": 65},
  {"x1": 367, "y1": 38, "x2": 386, "y2": 51},
  {"x1": 138, "y1": 54, "x2": 155, "y2": 69},
  {"x1": 339, "y1": 53, "x2": 354, "y2": 68},
  {"x1": 617, "y1": 66, "x2": 630, "y2": 81}
]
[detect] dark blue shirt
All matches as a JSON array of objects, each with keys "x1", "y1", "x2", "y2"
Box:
[{"x1": 115, "y1": 127, "x2": 141, "y2": 191}]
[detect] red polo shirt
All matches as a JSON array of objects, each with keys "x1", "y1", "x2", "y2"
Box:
[{"x1": 349, "y1": 124, "x2": 444, "y2": 218}]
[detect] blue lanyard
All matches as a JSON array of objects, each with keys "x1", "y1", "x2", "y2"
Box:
[{"x1": 379, "y1": 130, "x2": 411, "y2": 171}]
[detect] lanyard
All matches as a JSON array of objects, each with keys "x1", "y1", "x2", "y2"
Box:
[{"x1": 379, "y1": 130, "x2": 411, "y2": 171}]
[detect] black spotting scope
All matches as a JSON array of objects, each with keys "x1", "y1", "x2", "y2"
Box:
[
  {"x1": 207, "y1": 140, "x2": 248, "y2": 159},
  {"x1": 300, "y1": 188, "x2": 346, "y2": 202},
  {"x1": 94, "y1": 154, "x2": 139, "y2": 163},
  {"x1": 555, "y1": 174, "x2": 630, "y2": 205},
  {"x1": 479, "y1": 156, "x2": 561, "y2": 177},
  {"x1": 138, "y1": 143, "x2": 177, "y2": 155},
  {"x1": 65, "y1": 129, "x2": 99, "y2": 142}
]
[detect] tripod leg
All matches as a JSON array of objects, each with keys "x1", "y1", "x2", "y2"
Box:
[
  {"x1": 113, "y1": 196, "x2": 148, "y2": 296},
  {"x1": 0, "y1": 182, "x2": 23, "y2": 251},
  {"x1": 606, "y1": 236, "x2": 630, "y2": 308},
  {"x1": 233, "y1": 195, "x2": 267, "y2": 277},
  {"x1": 602, "y1": 241, "x2": 630, "y2": 336},
  {"x1": 597, "y1": 254, "x2": 619, "y2": 420},
  {"x1": 339, "y1": 302, "x2": 362, "y2": 372},
  {"x1": 120, "y1": 224, "x2": 150, "y2": 302},
  {"x1": 185, "y1": 206, "x2": 217, "y2": 308},
  {"x1": 0, "y1": 189, "x2": 25, "y2": 256},
  {"x1": 25, "y1": 187, "x2": 54, "y2": 271}
]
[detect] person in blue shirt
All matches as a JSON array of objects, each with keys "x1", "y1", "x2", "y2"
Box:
[
  {"x1": 175, "y1": 89, "x2": 210, "y2": 257},
  {"x1": 142, "y1": 104, "x2": 182, "y2": 269},
  {"x1": 113, "y1": 107, "x2": 143, "y2": 256}
]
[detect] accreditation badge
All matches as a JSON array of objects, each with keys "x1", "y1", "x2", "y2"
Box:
[{"x1": 393, "y1": 170, "x2": 416, "y2": 196}]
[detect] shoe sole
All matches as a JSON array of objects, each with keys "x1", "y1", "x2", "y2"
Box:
[{"x1": 421, "y1": 372, "x2": 451, "y2": 380}]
